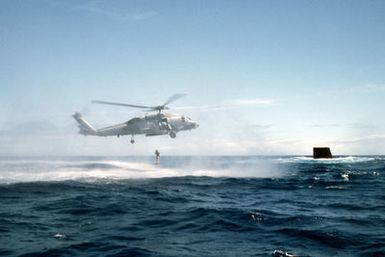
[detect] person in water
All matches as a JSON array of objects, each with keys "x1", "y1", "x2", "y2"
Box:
[{"x1": 155, "y1": 149, "x2": 160, "y2": 164}]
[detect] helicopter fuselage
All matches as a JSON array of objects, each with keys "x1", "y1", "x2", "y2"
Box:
[{"x1": 73, "y1": 111, "x2": 198, "y2": 143}]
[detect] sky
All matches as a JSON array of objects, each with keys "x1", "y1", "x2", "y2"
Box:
[{"x1": 1, "y1": 0, "x2": 385, "y2": 156}]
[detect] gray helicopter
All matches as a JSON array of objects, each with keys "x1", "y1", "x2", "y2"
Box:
[{"x1": 73, "y1": 94, "x2": 199, "y2": 143}]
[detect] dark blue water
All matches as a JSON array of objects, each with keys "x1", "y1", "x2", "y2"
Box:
[{"x1": 0, "y1": 156, "x2": 384, "y2": 257}]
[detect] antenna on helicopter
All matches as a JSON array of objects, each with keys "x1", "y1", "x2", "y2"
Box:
[{"x1": 92, "y1": 94, "x2": 186, "y2": 113}]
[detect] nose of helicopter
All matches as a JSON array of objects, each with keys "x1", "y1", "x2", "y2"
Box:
[{"x1": 192, "y1": 121, "x2": 199, "y2": 129}]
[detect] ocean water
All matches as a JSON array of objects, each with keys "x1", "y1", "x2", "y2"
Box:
[{"x1": 0, "y1": 156, "x2": 384, "y2": 257}]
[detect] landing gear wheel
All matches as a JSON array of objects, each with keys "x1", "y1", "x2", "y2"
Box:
[
  {"x1": 130, "y1": 136, "x2": 135, "y2": 144},
  {"x1": 169, "y1": 131, "x2": 176, "y2": 138}
]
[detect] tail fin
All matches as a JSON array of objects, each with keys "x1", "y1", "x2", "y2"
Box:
[{"x1": 72, "y1": 112, "x2": 97, "y2": 135}]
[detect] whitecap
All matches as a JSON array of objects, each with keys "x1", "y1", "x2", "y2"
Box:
[
  {"x1": 53, "y1": 233, "x2": 66, "y2": 239},
  {"x1": 280, "y1": 156, "x2": 376, "y2": 164}
]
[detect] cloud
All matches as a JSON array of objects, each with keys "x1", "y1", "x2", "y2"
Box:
[
  {"x1": 330, "y1": 134, "x2": 385, "y2": 144},
  {"x1": 131, "y1": 11, "x2": 157, "y2": 21},
  {"x1": 231, "y1": 99, "x2": 274, "y2": 105},
  {"x1": 347, "y1": 123, "x2": 376, "y2": 129},
  {"x1": 325, "y1": 134, "x2": 385, "y2": 154},
  {"x1": 322, "y1": 83, "x2": 385, "y2": 96},
  {"x1": 362, "y1": 84, "x2": 385, "y2": 92},
  {"x1": 174, "y1": 98, "x2": 275, "y2": 111},
  {"x1": 310, "y1": 123, "x2": 376, "y2": 129},
  {"x1": 310, "y1": 123, "x2": 343, "y2": 128},
  {"x1": 0, "y1": 120, "x2": 65, "y2": 136},
  {"x1": 251, "y1": 124, "x2": 272, "y2": 129},
  {"x1": 352, "y1": 83, "x2": 385, "y2": 93},
  {"x1": 68, "y1": 1, "x2": 157, "y2": 21}
]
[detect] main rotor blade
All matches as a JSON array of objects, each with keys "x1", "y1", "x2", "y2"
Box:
[
  {"x1": 162, "y1": 94, "x2": 186, "y2": 107},
  {"x1": 92, "y1": 100, "x2": 150, "y2": 109}
]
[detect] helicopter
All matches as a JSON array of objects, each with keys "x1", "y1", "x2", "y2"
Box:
[{"x1": 73, "y1": 94, "x2": 199, "y2": 144}]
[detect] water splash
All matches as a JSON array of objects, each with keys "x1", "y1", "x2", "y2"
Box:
[{"x1": 0, "y1": 157, "x2": 283, "y2": 183}]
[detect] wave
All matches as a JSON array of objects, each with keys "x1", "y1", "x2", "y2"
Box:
[{"x1": 276, "y1": 228, "x2": 358, "y2": 249}]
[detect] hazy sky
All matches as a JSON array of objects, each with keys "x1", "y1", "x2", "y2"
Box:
[{"x1": 1, "y1": 0, "x2": 385, "y2": 155}]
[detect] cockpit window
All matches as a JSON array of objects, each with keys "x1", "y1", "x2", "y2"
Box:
[{"x1": 181, "y1": 116, "x2": 186, "y2": 122}]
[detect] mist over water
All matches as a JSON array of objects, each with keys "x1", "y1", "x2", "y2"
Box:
[
  {"x1": 0, "y1": 156, "x2": 283, "y2": 183},
  {"x1": 0, "y1": 156, "x2": 384, "y2": 257}
]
